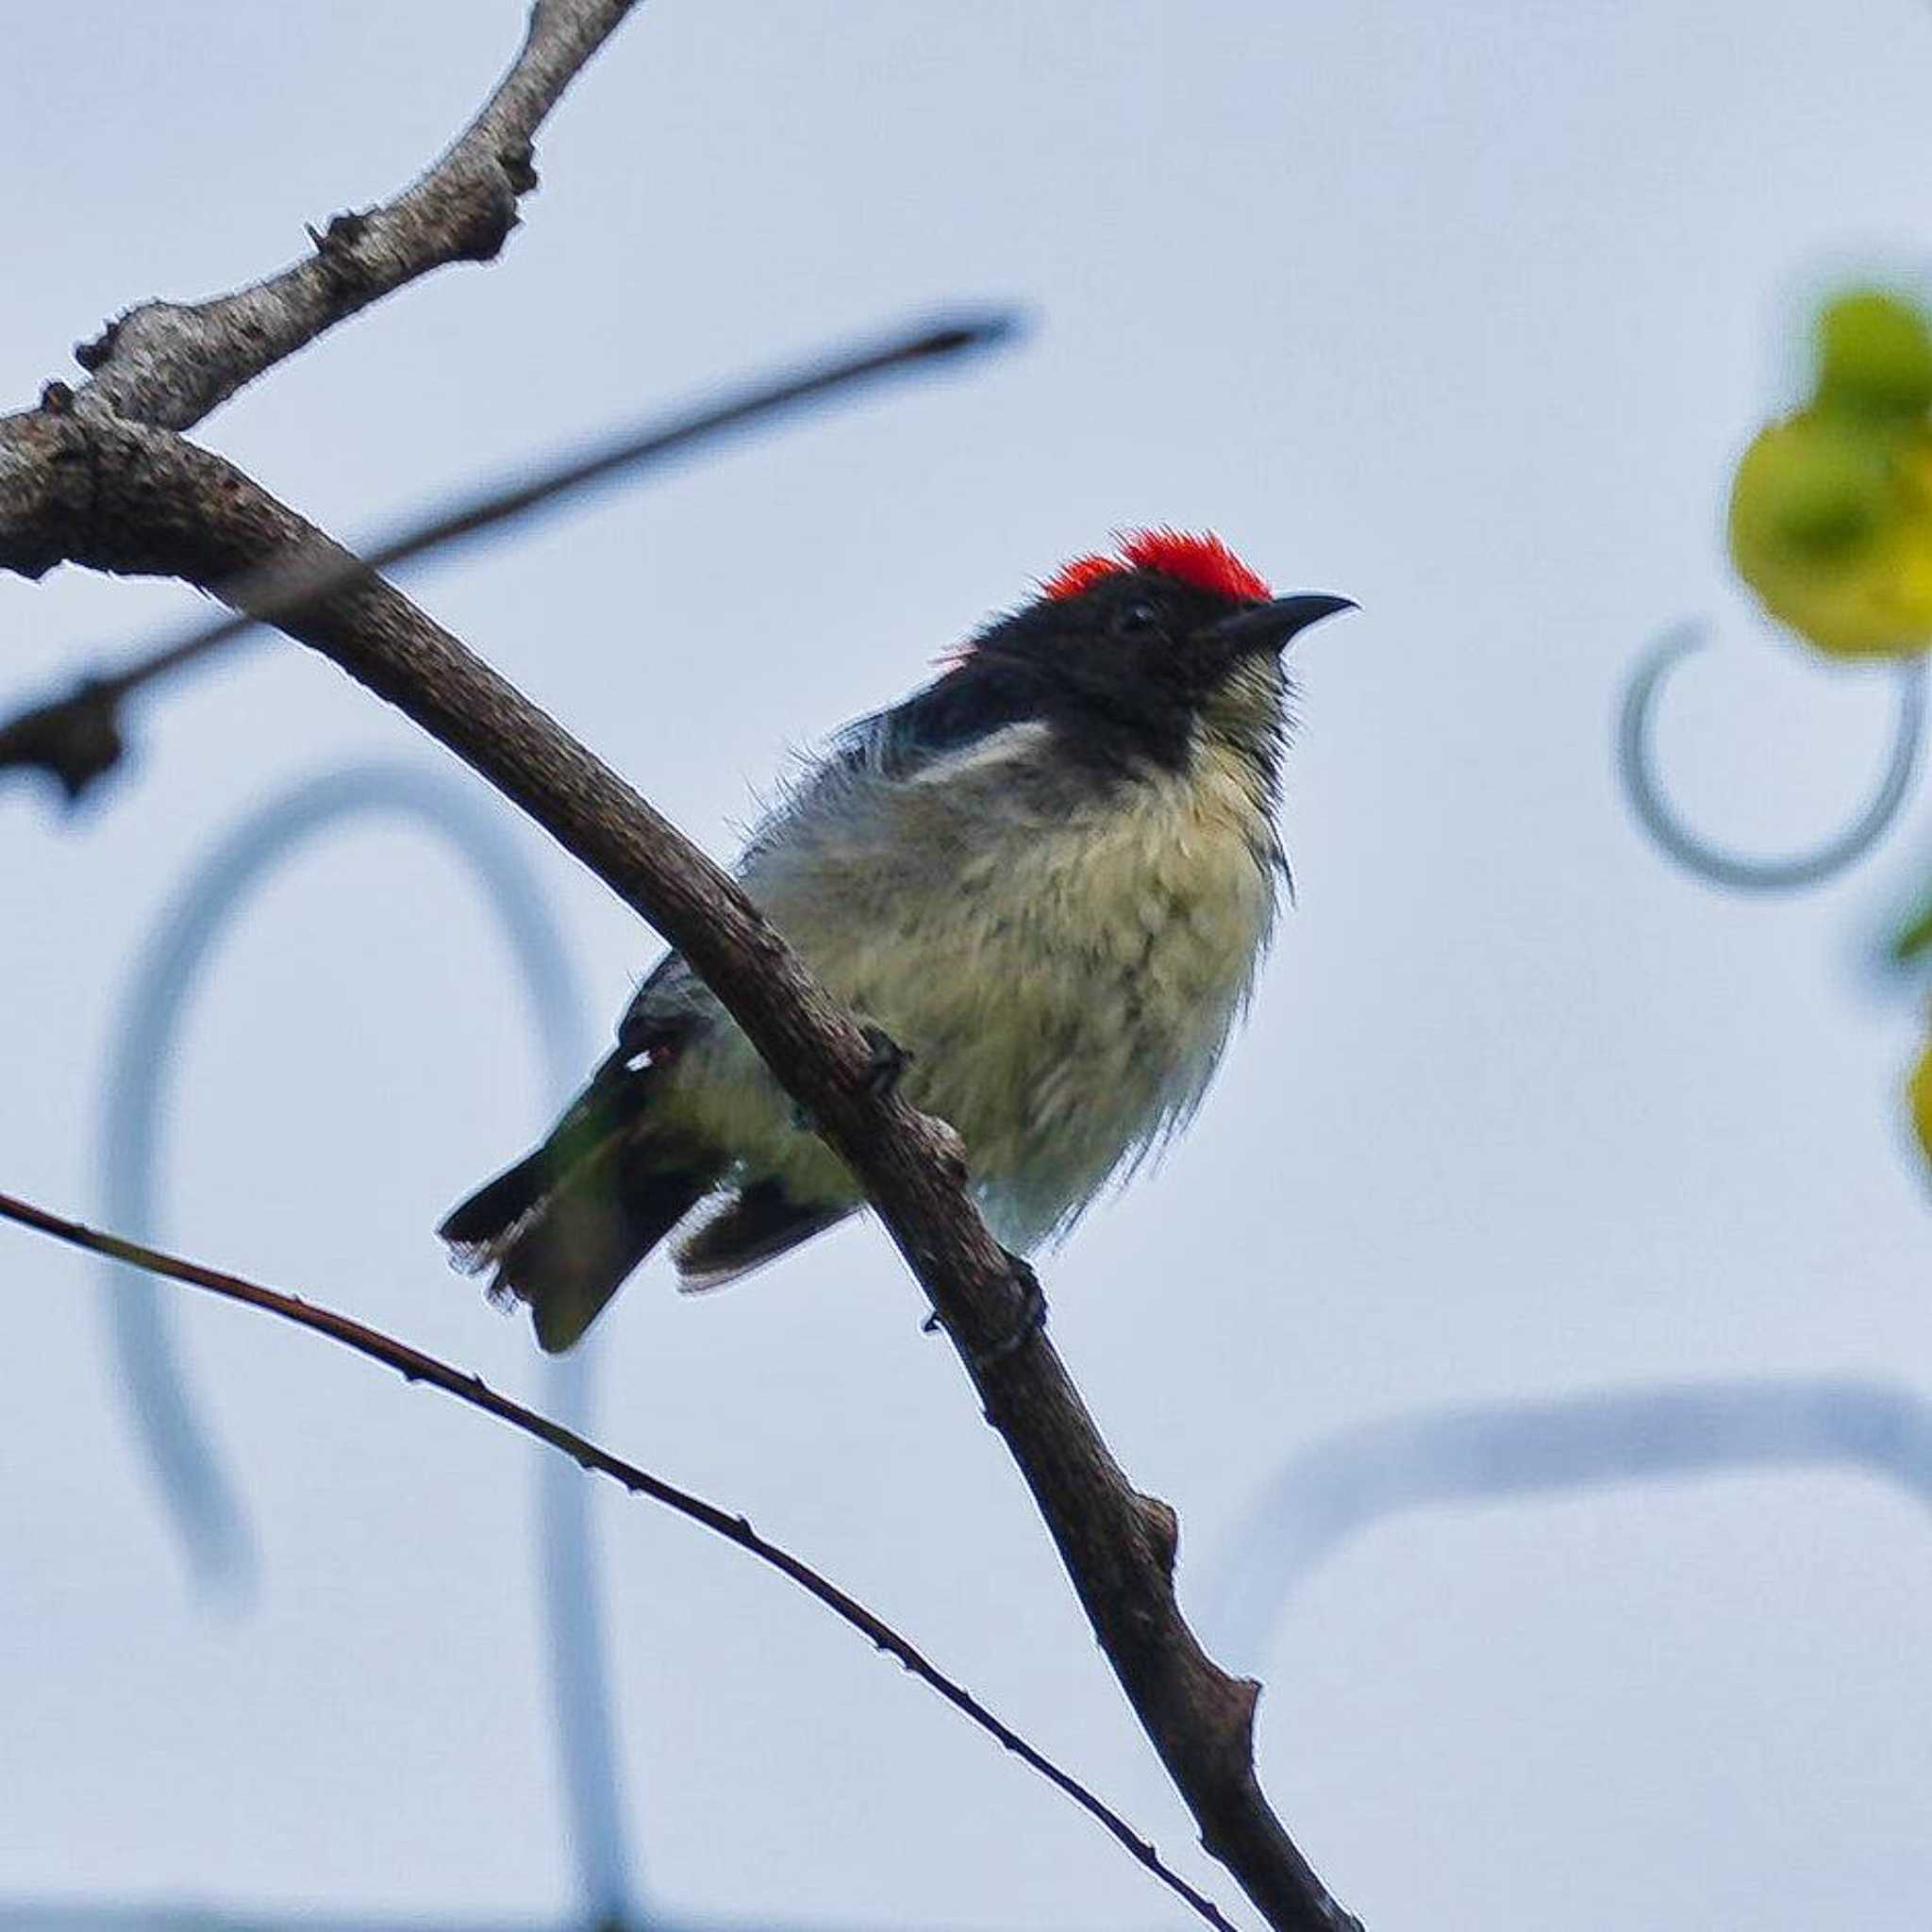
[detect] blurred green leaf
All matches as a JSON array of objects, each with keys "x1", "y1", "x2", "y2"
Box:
[
  {"x1": 1818, "y1": 289, "x2": 1932, "y2": 423},
  {"x1": 1892, "y1": 895, "x2": 1932, "y2": 964}
]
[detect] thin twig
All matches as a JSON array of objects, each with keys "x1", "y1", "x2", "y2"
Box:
[
  {"x1": 0, "y1": 313, "x2": 1016, "y2": 802},
  {"x1": 0, "y1": 1186, "x2": 1240, "y2": 1932}
]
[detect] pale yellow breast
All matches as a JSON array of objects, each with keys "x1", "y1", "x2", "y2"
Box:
[{"x1": 671, "y1": 736, "x2": 1281, "y2": 1244}]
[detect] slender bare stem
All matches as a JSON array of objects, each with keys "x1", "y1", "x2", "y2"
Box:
[
  {"x1": 0, "y1": 313, "x2": 1015, "y2": 801},
  {"x1": 0, "y1": 1186, "x2": 1238, "y2": 1932}
]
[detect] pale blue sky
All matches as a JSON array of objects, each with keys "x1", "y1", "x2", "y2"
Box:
[{"x1": 7, "y1": 3, "x2": 1932, "y2": 1927}]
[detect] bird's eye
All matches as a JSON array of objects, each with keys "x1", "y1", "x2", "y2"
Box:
[{"x1": 1113, "y1": 598, "x2": 1163, "y2": 639}]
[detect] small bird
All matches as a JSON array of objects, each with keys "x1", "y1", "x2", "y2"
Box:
[{"x1": 441, "y1": 531, "x2": 1351, "y2": 1351}]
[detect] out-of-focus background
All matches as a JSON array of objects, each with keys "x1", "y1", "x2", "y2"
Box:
[{"x1": 6, "y1": 3, "x2": 1932, "y2": 1927}]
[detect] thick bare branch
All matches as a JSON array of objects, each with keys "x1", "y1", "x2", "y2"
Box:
[
  {"x1": 0, "y1": 411, "x2": 1359, "y2": 1932},
  {"x1": 0, "y1": 1186, "x2": 1237, "y2": 1932},
  {"x1": 67, "y1": 0, "x2": 641, "y2": 432}
]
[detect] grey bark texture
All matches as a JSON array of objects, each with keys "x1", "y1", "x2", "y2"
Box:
[{"x1": 66, "y1": 0, "x2": 641, "y2": 435}]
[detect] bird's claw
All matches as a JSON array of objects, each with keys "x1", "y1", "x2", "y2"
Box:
[
  {"x1": 791, "y1": 1025, "x2": 912, "y2": 1133},
  {"x1": 922, "y1": 1253, "x2": 1048, "y2": 1365},
  {"x1": 974, "y1": 1254, "x2": 1048, "y2": 1368}
]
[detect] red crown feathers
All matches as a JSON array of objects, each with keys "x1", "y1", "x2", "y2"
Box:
[{"x1": 1041, "y1": 528, "x2": 1271, "y2": 606}]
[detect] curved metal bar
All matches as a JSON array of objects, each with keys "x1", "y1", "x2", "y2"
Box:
[
  {"x1": 1195, "y1": 1376, "x2": 1932, "y2": 1674},
  {"x1": 97, "y1": 759, "x2": 637, "y2": 1924},
  {"x1": 1617, "y1": 623, "x2": 1926, "y2": 891}
]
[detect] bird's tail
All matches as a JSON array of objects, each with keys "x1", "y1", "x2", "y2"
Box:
[{"x1": 441, "y1": 1064, "x2": 716, "y2": 1353}]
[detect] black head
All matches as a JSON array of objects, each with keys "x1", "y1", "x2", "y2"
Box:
[{"x1": 900, "y1": 531, "x2": 1351, "y2": 782}]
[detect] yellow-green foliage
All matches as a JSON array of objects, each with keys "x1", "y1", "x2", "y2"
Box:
[
  {"x1": 1909, "y1": 1041, "x2": 1932, "y2": 1173},
  {"x1": 1730, "y1": 288, "x2": 1932, "y2": 657}
]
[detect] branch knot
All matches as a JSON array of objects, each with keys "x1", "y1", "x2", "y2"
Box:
[
  {"x1": 498, "y1": 140, "x2": 541, "y2": 195},
  {"x1": 74, "y1": 315, "x2": 122, "y2": 374}
]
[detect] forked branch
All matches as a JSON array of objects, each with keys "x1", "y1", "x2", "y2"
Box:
[{"x1": 67, "y1": 0, "x2": 644, "y2": 433}]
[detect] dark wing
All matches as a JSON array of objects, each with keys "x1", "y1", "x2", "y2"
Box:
[
  {"x1": 439, "y1": 1046, "x2": 721, "y2": 1352},
  {"x1": 616, "y1": 947, "x2": 713, "y2": 1062},
  {"x1": 781, "y1": 648, "x2": 1055, "y2": 796}
]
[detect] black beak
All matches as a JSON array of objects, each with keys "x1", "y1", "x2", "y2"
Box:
[{"x1": 1210, "y1": 592, "x2": 1357, "y2": 656}]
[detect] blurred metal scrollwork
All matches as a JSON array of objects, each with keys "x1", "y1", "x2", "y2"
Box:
[
  {"x1": 1617, "y1": 621, "x2": 1925, "y2": 891},
  {"x1": 1198, "y1": 1375, "x2": 1932, "y2": 1673},
  {"x1": 96, "y1": 759, "x2": 639, "y2": 1927}
]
